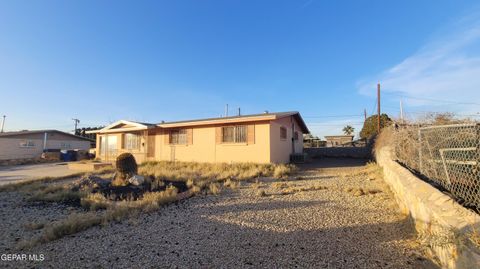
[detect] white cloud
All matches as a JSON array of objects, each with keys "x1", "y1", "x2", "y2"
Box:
[{"x1": 357, "y1": 11, "x2": 480, "y2": 116}]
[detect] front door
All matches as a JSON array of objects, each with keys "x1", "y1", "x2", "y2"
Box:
[{"x1": 147, "y1": 131, "x2": 156, "y2": 158}]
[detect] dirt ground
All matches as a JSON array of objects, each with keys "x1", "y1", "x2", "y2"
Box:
[{"x1": 0, "y1": 158, "x2": 439, "y2": 268}]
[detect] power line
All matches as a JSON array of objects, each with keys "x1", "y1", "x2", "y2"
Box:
[{"x1": 383, "y1": 92, "x2": 480, "y2": 106}]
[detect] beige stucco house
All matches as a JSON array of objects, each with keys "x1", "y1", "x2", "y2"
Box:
[
  {"x1": 88, "y1": 111, "x2": 309, "y2": 164},
  {"x1": 0, "y1": 130, "x2": 93, "y2": 160}
]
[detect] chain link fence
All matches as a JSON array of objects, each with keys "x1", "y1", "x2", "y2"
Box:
[{"x1": 394, "y1": 123, "x2": 480, "y2": 211}]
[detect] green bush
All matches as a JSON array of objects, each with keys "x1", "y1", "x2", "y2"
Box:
[{"x1": 360, "y1": 114, "x2": 392, "y2": 139}]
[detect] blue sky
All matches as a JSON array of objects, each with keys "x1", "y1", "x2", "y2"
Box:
[{"x1": 1, "y1": 0, "x2": 479, "y2": 138}]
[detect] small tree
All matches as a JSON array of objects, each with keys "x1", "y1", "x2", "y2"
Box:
[
  {"x1": 360, "y1": 114, "x2": 392, "y2": 139},
  {"x1": 342, "y1": 125, "x2": 354, "y2": 135}
]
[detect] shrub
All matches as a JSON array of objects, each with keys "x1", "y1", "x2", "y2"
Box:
[
  {"x1": 114, "y1": 153, "x2": 138, "y2": 186},
  {"x1": 360, "y1": 114, "x2": 392, "y2": 139}
]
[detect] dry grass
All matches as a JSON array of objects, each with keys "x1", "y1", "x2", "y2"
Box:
[
  {"x1": 343, "y1": 187, "x2": 382, "y2": 197},
  {"x1": 138, "y1": 161, "x2": 296, "y2": 183},
  {"x1": 280, "y1": 183, "x2": 328, "y2": 195},
  {"x1": 250, "y1": 180, "x2": 262, "y2": 189},
  {"x1": 467, "y1": 225, "x2": 480, "y2": 248},
  {"x1": 24, "y1": 221, "x2": 45, "y2": 230},
  {"x1": 271, "y1": 182, "x2": 292, "y2": 189},
  {"x1": 223, "y1": 178, "x2": 240, "y2": 189},
  {"x1": 27, "y1": 185, "x2": 86, "y2": 204},
  {"x1": 208, "y1": 182, "x2": 221, "y2": 195},
  {"x1": 256, "y1": 190, "x2": 267, "y2": 197},
  {"x1": 81, "y1": 193, "x2": 112, "y2": 211},
  {"x1": 343, "y1": 161, "x2": 384, "y2": 182},
  {"x1": 20, "y1": 186, "x2": 180, "y2": 248},
  {"x1": 273, "y1": 165, "x2": 296, "y2": 179}
]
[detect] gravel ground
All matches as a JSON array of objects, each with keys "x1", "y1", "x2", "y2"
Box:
[{"x1": 0, "y1": 158, "x2": 438, "y2": 268}]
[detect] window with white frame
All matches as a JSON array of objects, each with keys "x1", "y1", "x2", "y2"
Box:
[
  {"x1": 19, "y1": 140, "x2": 35, "y2": 148},
  {"x1": 170, "y1": 129, "x2": 187, "y2": 145},
  {"x1": 222, "y1": 125, "x2": 247, "y2": 143},
  {"x1": 124, "y1": 133, "x2": 141, "y2": 150}
]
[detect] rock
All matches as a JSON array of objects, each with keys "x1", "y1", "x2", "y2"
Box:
[
  {"x1": 128, "y1": 175, "x2": 145, "y2": 186},
  {"x1": 71, "y1": 175, "x2": 111, "y2": 191}
]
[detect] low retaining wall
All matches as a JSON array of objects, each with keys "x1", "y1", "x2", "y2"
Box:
[
  {"x1": 376, "y1": 146, "x2": 480, "y2": 269},
  {"x1": 305, "y1": 147, "x2": 371, "y2": 159}
]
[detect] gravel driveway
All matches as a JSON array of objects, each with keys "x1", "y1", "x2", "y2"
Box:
[{"x1": 0, "y1": 158, "x2": 438, "y2": 268}]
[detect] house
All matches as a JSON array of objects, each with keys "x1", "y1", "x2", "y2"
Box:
[
  {"x1": 303, "y1": 134, "x2": 326, "y2": 148},
  {"x1": 324, "y1": 135, "x2": 354, "y2": 147},
  {"x1": 0, "y1": 130, "x2": 93, "y2": 161},
  {"x1": 87, "y1": 111, "x2": 309, "y2": 164}
]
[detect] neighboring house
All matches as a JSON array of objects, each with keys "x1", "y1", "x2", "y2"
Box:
[
  {"x1": 324, "y1": 135, "x2": 354, "y2": 147},
  {"x1": 87, "y1": 111, "x2": 309, "y2": 164},
  {"x1": 303, "y1": 134, "x2": 326, "y2": 148},
  {"x1": 0, "y1": 130, "x2": 93, "y2": 160}
]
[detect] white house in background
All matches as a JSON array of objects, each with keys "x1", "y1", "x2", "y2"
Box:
[{"x1": 0, "y1": 130, "x2": 93, "y2": 160}]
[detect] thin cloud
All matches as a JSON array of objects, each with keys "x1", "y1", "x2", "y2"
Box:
[{"x1": 357, "y1": 11, "x2": 480, "y2": 115}]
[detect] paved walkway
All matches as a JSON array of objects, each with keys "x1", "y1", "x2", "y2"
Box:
[{"x1": 0, "y1": 163, "x2": 79, "y2": 185}]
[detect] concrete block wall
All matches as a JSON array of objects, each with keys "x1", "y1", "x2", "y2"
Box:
[
  {"x1": 376, "y1": 146, "x2": 480, "y2": 269},
  {"x1": 305, "y1": 147, "x2": 371, "y2": 159}
]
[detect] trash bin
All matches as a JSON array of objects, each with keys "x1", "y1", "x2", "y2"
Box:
[{"x1": 60, "y1": 150, "x2": 78, "y2": 162}]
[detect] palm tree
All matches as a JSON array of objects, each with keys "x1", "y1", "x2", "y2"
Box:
[{"x1": 343, "y1": 125, "x2": 354, "y2": 135}]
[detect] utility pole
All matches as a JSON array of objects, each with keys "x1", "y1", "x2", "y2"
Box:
[
  {"x1": 400, "y1": 99, "x2": 405, "y2": 124},
  {"x1": 364, "y1": 109, "x2": 367, "y2": 121},
  {"x1": 377, "y1": 83, "x2": 381, "y2": 133},
  {"x1": 72, "y1": 118, "x2": 80, "y2": 134},
  {"x1": 238, "y1": 107, "x2": 241, "y2": 116},
  {"x1": 225, "y1": 104, "x2": 229, "y2": 117},
  {"x1": 1, "y1": 115, "x2": 5, "y2": 132}
]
